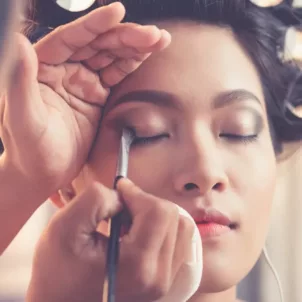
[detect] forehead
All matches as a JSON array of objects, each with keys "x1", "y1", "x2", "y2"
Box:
[{"x1": 110, "y1": 21, "x2": 264, "y2": 105}]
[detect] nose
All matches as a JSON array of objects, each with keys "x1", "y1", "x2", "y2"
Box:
[{"x1": 173, "y1": 131, "x2": 228, "y2": 197}]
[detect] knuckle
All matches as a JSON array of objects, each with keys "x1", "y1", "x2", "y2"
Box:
[
  {"x1": 89, "y1": 181, "x2": 104, "y2": 196},
  {"x1": 86, "y1": 183, "x2": 120, "y2": 221},
  {"x1": 149, "y1": 201, "x2": 170, "y2": 221},
  {"x1": 151, "y1": 201, "x2": 178, "y2": 222},
  {"x1": 81, "y1": 183, "x2": 106, "y2": 211}
]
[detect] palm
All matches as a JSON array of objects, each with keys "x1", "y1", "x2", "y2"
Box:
[{"x1": 29, "y1": 62, "x2": 104, "y2": 189}]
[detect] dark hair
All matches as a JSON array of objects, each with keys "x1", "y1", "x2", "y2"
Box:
[{"x1": 2, "y1": 0, "x2": 302, "y2": 155}]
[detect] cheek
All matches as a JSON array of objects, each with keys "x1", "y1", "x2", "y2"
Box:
[
  {"x1": 127, "y1": 146, "x2": 174, "y2": 194},
  {"x1": 234, "y1": 143, "x2": 277, "y2": 254},
  {"x1": 247, "y1": 157, "x2": 276, "y2": 222}
]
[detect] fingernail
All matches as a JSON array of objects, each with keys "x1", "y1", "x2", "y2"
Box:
[
  {"x1": 114, "y1": 175, "x2": 124, "y2": 188},
  {"x1": 118, "y1": 177, "x2": 132, "y2": 185},
  {"x1": 161, "y1": 29, "x2": 171, "y2": 38},
  {"x1": 108, "y1": 2, "x2": 123, "y2": 8},
  {"x1": 116, "y1": 177, "x2": 133, "y2": 190}
]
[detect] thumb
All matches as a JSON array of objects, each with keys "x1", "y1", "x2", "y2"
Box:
[
  {"x1": 117, "y1": 178, "x2": 158, "y2": 215},
  {"x1": 4, "y1": 34, "x2": 46, "y2": 141},
  {"x1": 54, "y1": 182, "x2": 123, "y2": 245}
]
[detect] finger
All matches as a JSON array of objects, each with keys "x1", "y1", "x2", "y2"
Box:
[
  {"x1": 56, "y1": 183, "x2": 122, "y2": 237},
  {"x1": 139, "y1": 29, "x2": 172, "y2": 52},
  {"x1": 100, "y1": 53, "x2": 151, "y2": 87},
  {"x1": 118, "y1": 178, "x2": 174, "y2": 251},
  {"x1": 35, "y1": 2, "x2": 126, "y2": 64},
  {"x1": 51, "y1": 183, "x2": 121, "y2": 260},
  {"x1": 117, "y1": 178, "x2": 157, "y2": 214},
  {"x1": 95, "y1": 24, "x2": 162, "y2": 49},
  {"x1": 106, "y1": 29, "x2": 170, "y2": 56},
  {"x1": 40, "y1": 183, "x2": 122, "y2": 280},
  {"x1": 38, "y1": 62, "x2": 109, "y2": 106},
  {"x1": 71, "y1": 23, "x2": 163, "y2": 62},
  {"x1": 109, "y1": 29, "x2": 171, "y2": 56}
]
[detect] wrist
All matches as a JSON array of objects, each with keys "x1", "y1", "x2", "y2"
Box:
[
  {"x1": 0, "y1": 154, "x2": 48, "y2": 209},
  {"x1": 0, "y1": 154, "x2": 50, "y2": 254}
]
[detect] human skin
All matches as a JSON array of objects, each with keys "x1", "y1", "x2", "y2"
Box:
[{"x1": 69, "y1": 21, "x2": 277, "y2": 301}]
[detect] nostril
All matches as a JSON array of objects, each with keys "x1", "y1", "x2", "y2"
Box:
[
  {"x1": 213, "y1": 183, "x2": 223, "y2": 191},
  {"x1": 184, "y1": 183, "x2": 198, "y2": 191}
]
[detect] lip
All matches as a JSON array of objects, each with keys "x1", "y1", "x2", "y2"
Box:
[
  {"x1": 193, "y1": 208, "x2": 235, "y2": 239},
  {"x1": 196, "y1": 222, "x2": 231, "y2": 239}
]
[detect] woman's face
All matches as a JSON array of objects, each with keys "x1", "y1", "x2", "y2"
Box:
[{"x1": 73, "y1": 22, "x2": 277, "y2": 292}]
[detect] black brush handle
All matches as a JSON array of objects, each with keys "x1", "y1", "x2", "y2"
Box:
[{"x1": 105, "y1": 175, "x2": 124, "y2": 302}]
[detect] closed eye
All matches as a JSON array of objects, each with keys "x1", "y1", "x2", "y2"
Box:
[
  {"x1": 220, "y1": 134, "x2": 258, "y2": 144},
  {"x1": 132, "y1": 134, "x2": 169, "y2": 146}
]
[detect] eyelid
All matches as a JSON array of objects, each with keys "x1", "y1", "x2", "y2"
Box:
[
  {"x1": 218, "y1": 109, "x2": 264, "y2": 136},
  {"x1": 103, "y1": 107, "x2": 169, "y2": 136}
]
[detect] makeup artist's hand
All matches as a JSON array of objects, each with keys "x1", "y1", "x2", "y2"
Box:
[
  {"x1": 27, "y1": 179, "x2": 195, "y2": 302},
  {"x1": 0, "y1": 2, "x2": 171, "y2": 203}
]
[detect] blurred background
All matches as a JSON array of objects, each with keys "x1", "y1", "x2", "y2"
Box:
[{"x1": 1, "y1": 1, "x2": 302, "y2": 302}]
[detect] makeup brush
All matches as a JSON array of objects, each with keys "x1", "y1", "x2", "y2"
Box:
[{"x1": 103, "y1": 128, "x2": 134, "y2": 302}]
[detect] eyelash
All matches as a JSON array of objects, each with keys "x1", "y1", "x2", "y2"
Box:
[
  {"x1": 220, "y1": 134, "x2": 258, "y2": 144},
  {"x1": 132, "y1": 134, "x2": 169, "y2": 146},
  {"x1": 126, "y1": 127, "x2": 258, "y2": 147}
]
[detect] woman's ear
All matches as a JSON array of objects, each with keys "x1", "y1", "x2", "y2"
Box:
[{"x1": 50, "y1": 185, "x2": 76, "y2": 208}]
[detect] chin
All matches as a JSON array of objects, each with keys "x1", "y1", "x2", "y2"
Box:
[
  {"x1": 196, "y1": 255, "x2": 244, "y2": 293},
  {"x1": 197, "y1": 275, "x2": 236, "y2": 293}
]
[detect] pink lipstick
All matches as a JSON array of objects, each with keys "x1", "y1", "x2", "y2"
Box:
[{"x1": 193, "y1": 209, "x2": 234, "y2": 239}]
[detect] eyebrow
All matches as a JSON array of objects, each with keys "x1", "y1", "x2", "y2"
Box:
[
  {"x1": 213, "y1": 90, "x2": 262, "y2": 109},
  {"x1": 107, "y1": 89, "x2": 262, "y2": 112},
  {"x1": 107, "y1": 90, "x2": 182, "y2": 112}
]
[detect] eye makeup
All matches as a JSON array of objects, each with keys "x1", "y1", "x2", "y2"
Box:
[
  {"x1": 103, "y1": 99, "x2": 265, "y2": 151},
  {"x1": 217, "y1": 108, "x2": 265, "y2": 143},
  {"x1": 104, "y1": 106, "x2": 170, "y2": 139}
]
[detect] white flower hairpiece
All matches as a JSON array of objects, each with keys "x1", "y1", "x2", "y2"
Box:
[
  {"x1": 250, "y1": 0, "x2": 302, "y2": 8},
  {"x1": 249, "y1": 0, "x2": 283, "y2": 7}
]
